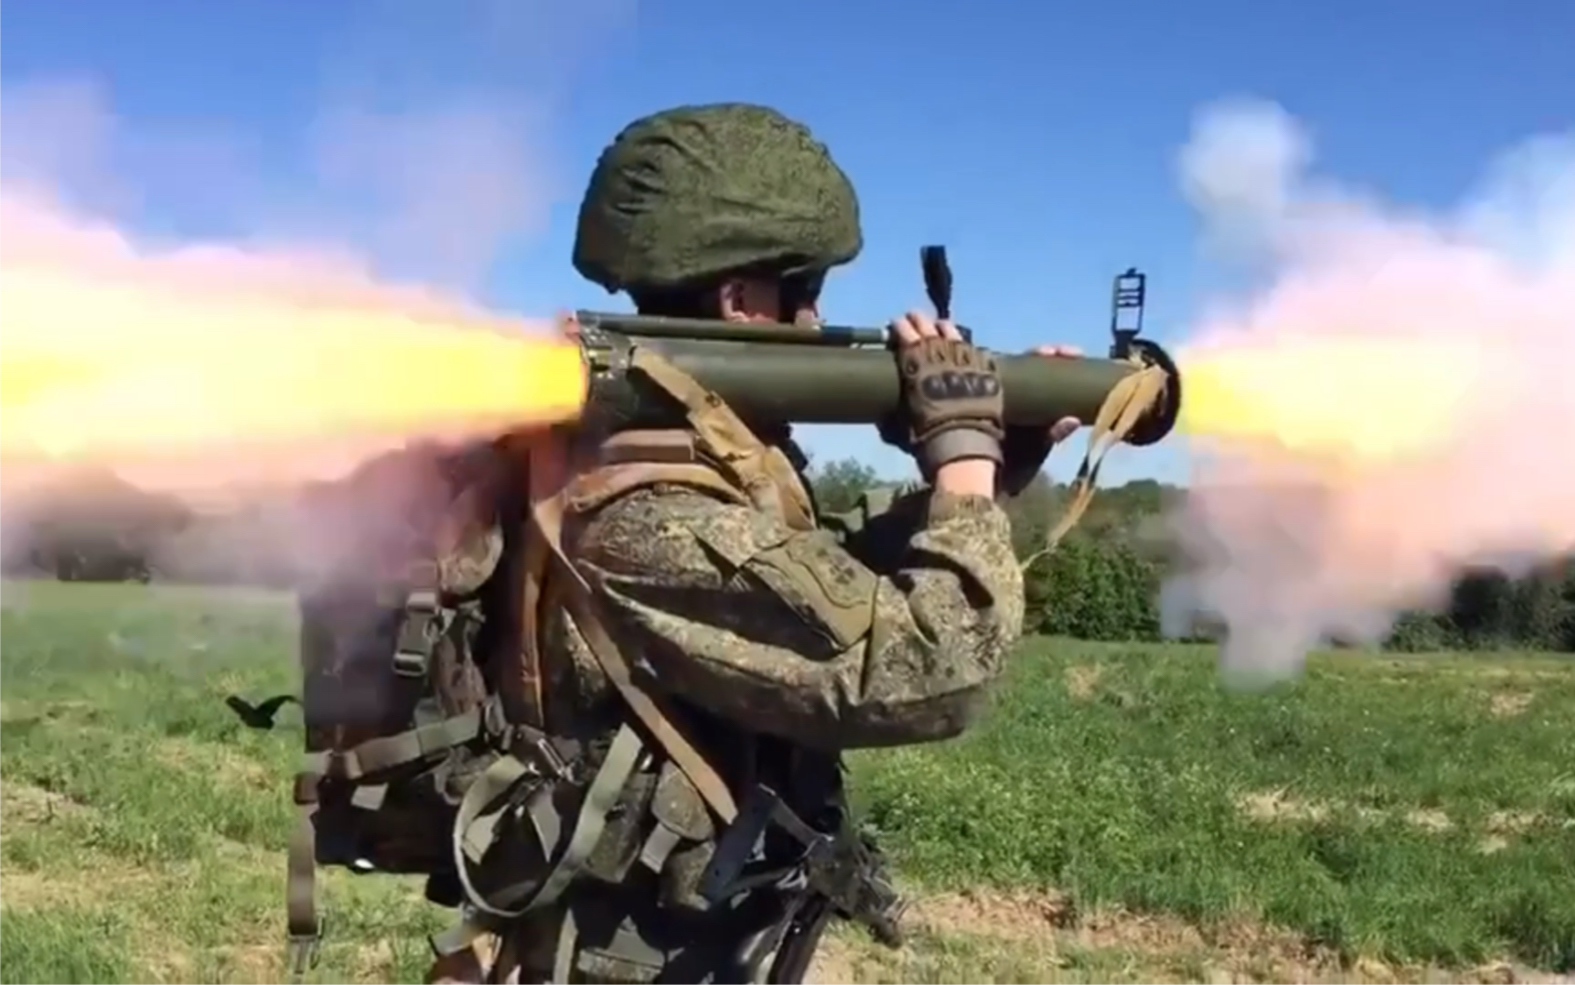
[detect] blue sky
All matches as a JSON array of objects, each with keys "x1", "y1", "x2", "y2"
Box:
[{"x1": 3, "y1": 0, "x2": 1571, "y2": 485}]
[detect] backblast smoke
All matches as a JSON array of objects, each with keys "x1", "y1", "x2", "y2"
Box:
[{"x1": 1165, "y1": 97, "x2": 1575, "y2": 679}]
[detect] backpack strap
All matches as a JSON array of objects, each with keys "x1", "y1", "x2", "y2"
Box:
[
  {"x1": 510, "y1": 346, "x2": 826, "y2": 824},
  {"x1": 535, "y1": 488, "x2": 741, "y2": 823},
  {"x1": 508, "y1": 424, "x2": 759, "y2": 731},
  {"x1": 432, "y1": 446, "x2": 734, "y2": 961}
]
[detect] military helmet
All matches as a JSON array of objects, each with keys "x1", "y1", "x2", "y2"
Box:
[{"x1": 572, "y1": 102, "x2": 863, "y2": 294}]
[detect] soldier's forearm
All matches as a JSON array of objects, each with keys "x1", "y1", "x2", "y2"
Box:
[{"x1": 836, "y1": 490, "x2": 1025, "y2": 746}]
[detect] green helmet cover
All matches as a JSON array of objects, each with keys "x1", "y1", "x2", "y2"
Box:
[{"x1": 572, "y1": 102, "x2": 863, "y2": 294}]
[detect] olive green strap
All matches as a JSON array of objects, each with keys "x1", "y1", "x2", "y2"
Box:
[
  {"x1": 552, "y1": 907, "x2": 580, "y2": 983},
  {"x1": 449, "y1": 722, "x2": 646, "y2": 922},
  {"x1": 283, "y1": 711, "x2": 482, "y2": 982},
  {"x1": 393, "y1": 588, "x2": 448, "y2": 678},
  {"x1": 302, "y1": 710, "x2": 482, "y2": 782},
  {"x1": 285, "y1": 779, "x2": 321, "y2": 982}
]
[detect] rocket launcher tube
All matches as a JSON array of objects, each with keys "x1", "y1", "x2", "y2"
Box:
[{"x1": 573, "y1": 311, "x2": 1184, "y2": 447}]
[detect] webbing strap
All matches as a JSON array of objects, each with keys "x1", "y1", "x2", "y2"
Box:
[
  {"x1": 283, "y1": 711, "x2": 481, "y2": 983},
  {"x1": 626, "y1": 346, "x2": 817, "y2": 531},
  {"x1": 551, "y1": 892, "x2": 581, "y2": 982},
  {"x1": 531, "y1": 492, "x2": 740, "y2": 824},
  {"x1": 285, "y1": 801, "x2": 319, "y2": 982},
  {"x1": 393, "y1": 589, "x2": 448, "y2": 678},
  {"x1": 447, "y1": 723, "x2": 646, "y2": 921},
  {"x1": 303, "y1": 709, "x2": 482, "y2": 781},
  {"x1": 628, "y1": 348, "x2": 770, "y2": 503},
  {"x1": 1023, "y1": 362, "x2": 1170, "y2": 568}
]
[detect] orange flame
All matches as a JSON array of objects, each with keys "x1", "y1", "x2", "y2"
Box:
[
  {"x1": 1177, "y1": 334, "x2": 1483, "y2": 470},
  {"x1": 0, "y1": 260, "x2": 587, "y2": 500}
]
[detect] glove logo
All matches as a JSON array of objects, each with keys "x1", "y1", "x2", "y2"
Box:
[{"x1": 920, "y1": 372, "x2": 1001, "y2": 401}]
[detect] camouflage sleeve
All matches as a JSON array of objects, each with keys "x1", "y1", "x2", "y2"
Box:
[{"x1": 570, "y1": 485, "x2": 1024, "y2": 750}]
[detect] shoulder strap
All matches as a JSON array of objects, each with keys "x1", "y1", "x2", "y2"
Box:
[
  {"x1": 564, "y1": 429, "x2": 755, "y2": 516},
  {"x1": 510, "y1": 349, "x2": 826, "y2": 825},
  {"x1": 628, "y1": 347, "x2": 815, "y2": 529},
  {"x1": 531, "y1": 490, "x2": 740, "y2": 823},
  {"x1": 511, "y1": 428, "x2": 755, "y2": 732}
]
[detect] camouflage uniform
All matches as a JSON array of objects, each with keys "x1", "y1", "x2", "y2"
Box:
[
  {"x1": 265, "y1": 103, "x2": 1039, "y2": 985},
  {"x1": 467, "y1": 103, "x2": 1031, "y2": 985},
  {"x1": 476, "y1": 471, "x2": 1023, "y2": 982}
]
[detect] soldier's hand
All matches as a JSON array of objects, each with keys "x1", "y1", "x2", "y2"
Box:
[
  {"x1": 1030, "y1": 344, "x2": 1083, "y2": 444},
  {"x1": 885, "y1": 310, "x2": 1005, "y2": 476},
  {"x1": 997, "y1": 343, "x2": 1083, "y2": 497}
]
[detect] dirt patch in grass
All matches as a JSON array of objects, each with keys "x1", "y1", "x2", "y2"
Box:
[
  {"x1": 1235, "y1": 790, "x2": 1473, "y2": 835},
  {"x1": 1489, "y1": 691, "x2": 1535, "y2": 717},
  {"x1": 1404, "y1": 808, "x2": 1454, "y2": 832},
  {"x1": 1237, "y1": 789, "x2": 1335, "y2": 824},
  {"x1": 153, "y1": 736, "x2": 275, "y2": 791},
  {"x1": 916, "y1": 887, "x2": 1327, "y2": 970},
  {"x1": 1064, "y1": 663, "x2": 1105, "y2": 701},
  {"x1": 912, "y1": 886, "x2": 1075, "y2": 937},
  {"x1": 0, "y1": 863, "x2": 159, "y2": 910},
  {"x1": 0, "y1": 781, "x2": 91, "y2": 826},
  {"x1": 809, "y1": 887, "x2": 1575, "y2": 983}
]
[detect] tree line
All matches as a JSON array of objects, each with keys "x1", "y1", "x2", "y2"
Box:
[
  {"x1": 809, "y1": 457, "x2": 1575, "y2": 654},
  {"x1": 6, "y1": 458, "x2": 1572, "y2": 653}
]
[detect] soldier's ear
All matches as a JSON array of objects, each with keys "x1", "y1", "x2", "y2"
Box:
[{"x1": 717, "y1": 278, "x2": 751, "y2": 322}]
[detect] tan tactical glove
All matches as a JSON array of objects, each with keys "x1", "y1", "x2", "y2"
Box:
[{"x1": 894, "y1": 336, "x2": 1006, "y2": 473}]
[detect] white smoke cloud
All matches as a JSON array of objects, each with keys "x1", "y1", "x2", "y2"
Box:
[{"x1": 1164, "y1": 97, "x2": 1575, "y2": 680}]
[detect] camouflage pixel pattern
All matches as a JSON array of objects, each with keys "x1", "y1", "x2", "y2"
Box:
[
  {"x1": 572, "y1": 102, "x2": 864, "y2": 294},
  {"x1": 545, "y1": 481, "x2": 1025, "y2": 751}
]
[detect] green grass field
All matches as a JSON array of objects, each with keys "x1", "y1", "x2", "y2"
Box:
[{"x1": 1, "y1": 580, "x2": 1572, "y2": 984}]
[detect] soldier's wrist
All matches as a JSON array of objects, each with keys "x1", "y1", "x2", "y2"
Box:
[{"x1": 932, "y1": 459, "x2": 998, "y2": 499}]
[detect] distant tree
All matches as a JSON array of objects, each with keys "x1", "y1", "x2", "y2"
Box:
[
  {"x1": 809, "y1": 457, "x2": 880, "y2": 515},
  {"x1": 12, "y1": 467, "x2": 193, "y2": 582},
  {"x1": 1561, "y1": 561, "x2": 1575, "y2": 651},
  {"x1": 1001, "y1": 471, "x2": 1062, "y2": 559},
  {"x1": 1449, "y1": 567, "x2": 1518, "y2": 649}
]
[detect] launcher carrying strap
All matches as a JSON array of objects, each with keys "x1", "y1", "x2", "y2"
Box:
[{"x1": 1023, "y1": 361, "x2": 1171, "y2": 568}]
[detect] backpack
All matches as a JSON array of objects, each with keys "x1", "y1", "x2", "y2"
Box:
[{"x1": 226, "y1": 442, "x2": 514, "y2": 980}]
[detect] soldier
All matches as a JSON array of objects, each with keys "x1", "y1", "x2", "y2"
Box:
[{"x1": 423, "y1": 102, "x2": 1084, "y2": 984}]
